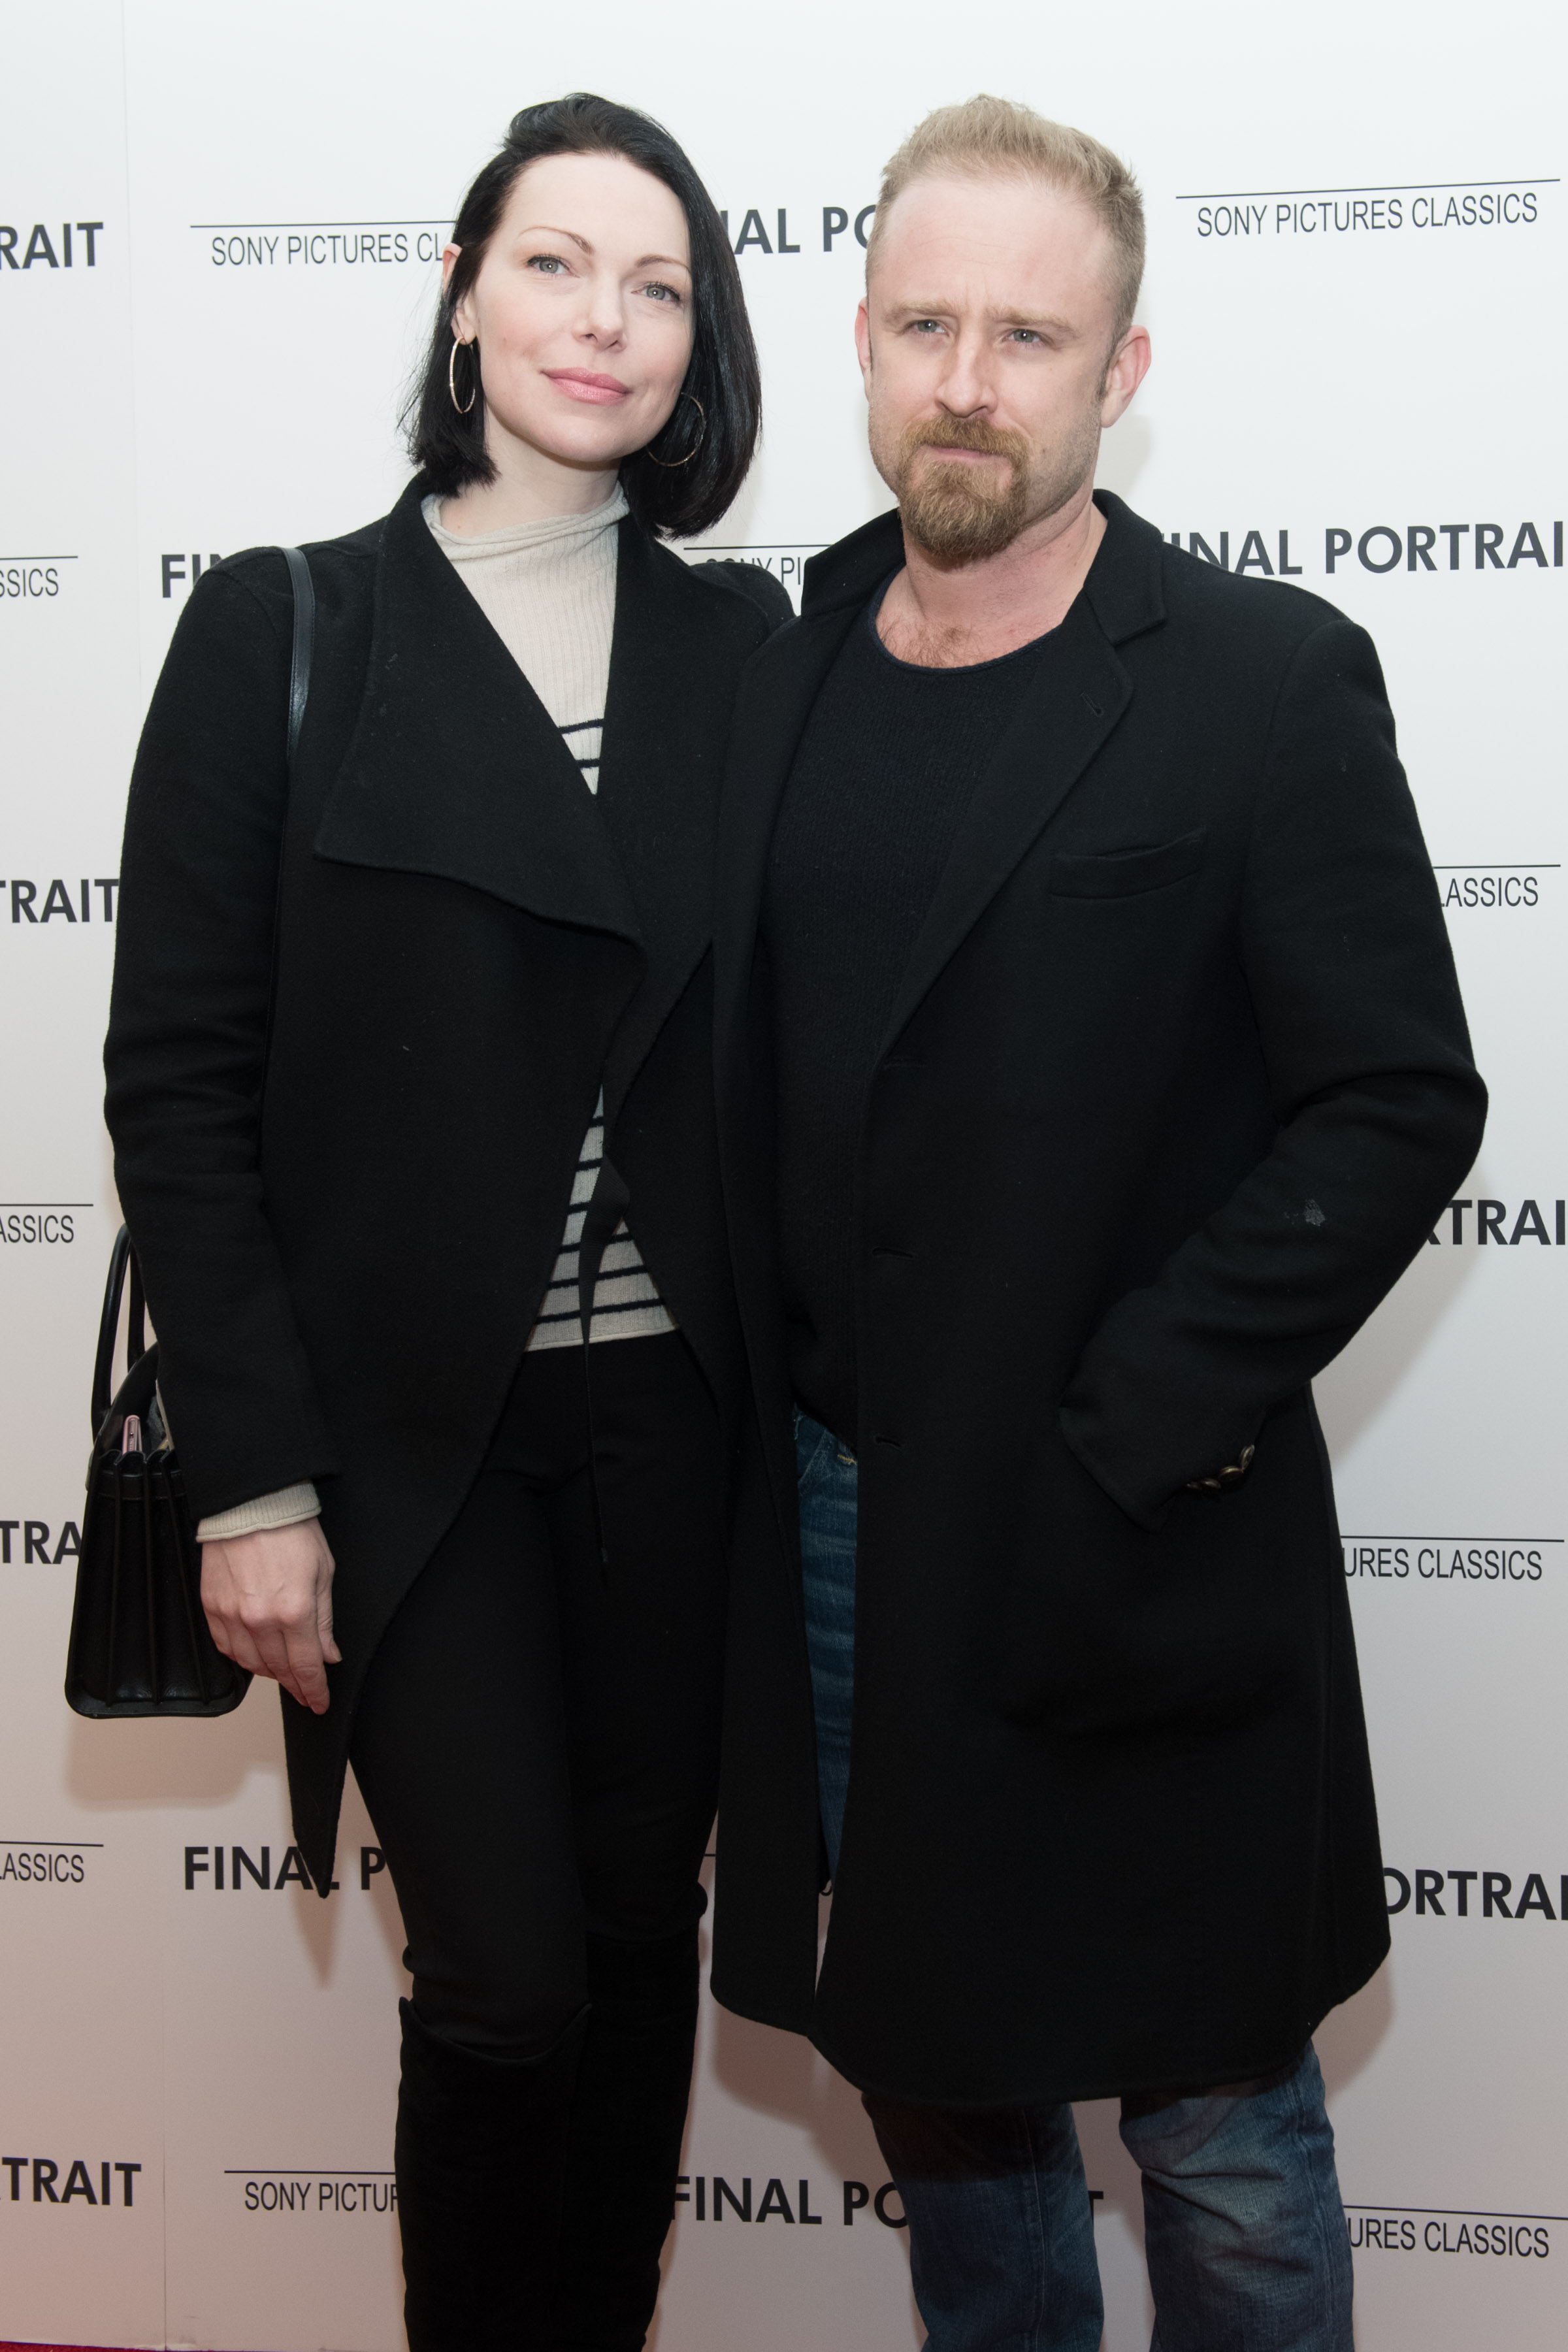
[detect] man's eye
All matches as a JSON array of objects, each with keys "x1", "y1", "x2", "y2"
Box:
[
  {"x1": 912, "y1": 319, "x2": 943, "y2": 335},
  {"x1": 1009, "y1": 329, "x2": 1042, "y2": 344}
]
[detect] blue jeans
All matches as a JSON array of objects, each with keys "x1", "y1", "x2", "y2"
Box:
[{"x1": 794, "y1": 1411, "x2": 1354, "y2": 2352}]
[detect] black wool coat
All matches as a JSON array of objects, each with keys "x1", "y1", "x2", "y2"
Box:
[
  {"x1": 708, "y1": 493, "x2": 1486, "y2": 2106},
  {"x1": 104, "y1": 477, "x2": 790, "y2": 1892}
]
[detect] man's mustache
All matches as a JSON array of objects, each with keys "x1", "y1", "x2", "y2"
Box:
[{"x1": 900, "y1": 416, "x2": 1030, "y2": 465}]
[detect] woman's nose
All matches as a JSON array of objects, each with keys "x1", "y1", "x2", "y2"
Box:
[{"x1": 579, "y1": 282, "x2": 627, "y2": 346}]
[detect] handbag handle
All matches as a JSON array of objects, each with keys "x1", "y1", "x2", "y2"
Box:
[
  {"x1": 91, "y1": 1225, "x2": 147, "y2": 1437},
  {"x1": 95, "y1": 547, "x2": 313, "y2": 1441}
]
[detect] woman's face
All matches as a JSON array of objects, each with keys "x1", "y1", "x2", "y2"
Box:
[{"x1": 446, "y1": 152, "x2": 694, "y2": 477}]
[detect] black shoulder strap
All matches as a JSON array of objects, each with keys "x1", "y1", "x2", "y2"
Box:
[
  {"x1": 282, "y1": 545, "x2": 315, "y2": 765},
  {"x1": 260, "y1": 547, "x2": 314, "y2": 1084}
]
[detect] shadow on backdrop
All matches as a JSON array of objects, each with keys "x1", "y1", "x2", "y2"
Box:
[
  {"x1": 655, "y1": 1897, "x2": 921, "y2": 2346},
  {"x1": 1094, "y1": 407, "x2": 1155, "y2": 505},
  {"x1": 61, "y1": 1694, "x2": 397, "y2": 1984},
  {"x1": 1313, "y1": 1175, "x2": 1483, "y2": 1466}
]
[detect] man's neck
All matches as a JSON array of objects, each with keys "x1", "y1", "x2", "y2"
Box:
[{"x1": 877, "y1": 482, "x2": 1105, "y2": 669}]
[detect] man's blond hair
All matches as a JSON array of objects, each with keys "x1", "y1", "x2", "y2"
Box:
[{"x1": 866, "y1": 95, "x2": 1145, "y2": 343}]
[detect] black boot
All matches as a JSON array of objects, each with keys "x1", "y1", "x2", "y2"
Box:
[
  {"x1": 395, "y1": 1995, "x2": 588, "y2": 2352},
  {"x1": 553, "y1": 1927, "x2": 702, "y2": 2351}
]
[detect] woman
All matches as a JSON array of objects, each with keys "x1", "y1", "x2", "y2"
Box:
[{"x1": 104, "y1": 94, "x2": 789, "y2": 2351}]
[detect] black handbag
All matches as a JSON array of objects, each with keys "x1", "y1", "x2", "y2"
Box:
[
  {"x1": 65, "y1": 546, "x2": 315, "y2": 1720},
  {"x1": 65, "y1": 1227, "x2": 248, "y2": 1716}
]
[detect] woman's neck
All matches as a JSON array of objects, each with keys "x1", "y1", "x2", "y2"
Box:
[{"x1": 438, "y1": 426, "x2": 620, "y2": 538}]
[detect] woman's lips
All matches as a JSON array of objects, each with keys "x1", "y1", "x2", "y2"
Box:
[{"x1": 544, "y1": 368, "x2": 630, "y2": 405}]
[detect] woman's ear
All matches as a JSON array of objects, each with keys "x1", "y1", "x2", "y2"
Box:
[{"x1": 442, "y1": 243, "x2": 479, "y2": 344}]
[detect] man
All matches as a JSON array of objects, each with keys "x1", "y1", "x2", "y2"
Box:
[{"x1": 709, "y1": 96, "x2": 1485, "y2": 2350}]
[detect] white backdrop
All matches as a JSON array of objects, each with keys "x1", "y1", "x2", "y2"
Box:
[{"x1": 1, "y1": 2, "x2": 1563, "y2": 2345}]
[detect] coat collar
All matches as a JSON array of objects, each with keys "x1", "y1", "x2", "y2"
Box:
[
  {"x1": 800, "y1": 487, "x2": 1166, "y2": 644},
  {"x1": 314, "y1": 476, "x2": 644, "y2": 944},
  {"x1": 718, "y1": 490, "x2": 1168, "y2": 1078}
]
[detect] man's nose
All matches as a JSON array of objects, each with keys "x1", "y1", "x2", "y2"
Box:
[{"x1": 936, "y1": 333, "x2": 994, "y2": 417}]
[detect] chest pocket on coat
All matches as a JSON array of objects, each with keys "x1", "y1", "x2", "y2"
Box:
[{"x1": 1049, "y1": 829, "x2": 1207, "y2": 898}]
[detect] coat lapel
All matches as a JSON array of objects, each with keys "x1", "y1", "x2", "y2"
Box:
[
  {"x1": 713, "y1": 512, "x2": 904, "y2": 1097},
  {"x1": 314, "y1": 478, "x2": 642, "y2": 944},
  {"x1": 710, "y1": 563, "x2": 874, "y2": 1566},
  {"x1": 597, "y1": 525, "x2": 743, "y2": 1119},
  {"x1": 879, "y1": 493, "x2": 1165, "y2": 1054}
]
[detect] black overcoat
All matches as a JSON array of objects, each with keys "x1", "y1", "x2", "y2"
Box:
[
  {"x1": 708, "y1": 493, "x2": 1486, "y2": 2106},
  {"x1": 103, "y1": 478, "x2": 789, "y2": 1893}
]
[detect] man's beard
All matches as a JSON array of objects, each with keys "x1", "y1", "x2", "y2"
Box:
[{"x1": 871, "y1": 408, "x2": 1099, "y2": 563}]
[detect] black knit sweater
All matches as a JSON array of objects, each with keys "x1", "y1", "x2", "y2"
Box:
[{"x1": 762, "y1": 589, "x2": 1051, "y2": 1443}]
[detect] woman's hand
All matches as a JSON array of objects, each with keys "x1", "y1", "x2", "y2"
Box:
[{"x1": 201, "y1": 1520, "x2": 341, "y2": 1714}]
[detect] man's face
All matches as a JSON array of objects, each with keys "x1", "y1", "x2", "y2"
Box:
[{"x1": 857, "y1": 174, "x2": 1148, "y2": 562}]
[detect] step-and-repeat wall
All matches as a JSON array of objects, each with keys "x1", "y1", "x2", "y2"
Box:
[{"x1": 1, "y1": 1, "x2": 1561, "y2": 2345}]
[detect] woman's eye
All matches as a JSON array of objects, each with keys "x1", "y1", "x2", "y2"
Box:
[
  {"x1": 527, "y1": 253, "x2": 568, "y2": 276},
  {"x1": 642, "y1": 280, "x2": 683, "y2": 305}
]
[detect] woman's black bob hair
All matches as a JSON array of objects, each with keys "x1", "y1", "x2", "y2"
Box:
[{"x1": 407, "y1": 94, "x2": 760, "y2": 540}]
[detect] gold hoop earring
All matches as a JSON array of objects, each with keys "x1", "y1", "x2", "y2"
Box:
[
  {"x1": 448, "y1": 335, "x2": 477, "y2": 417},
  {"x1": 645, "y1": 393, "x2": 704, "y2": 468}
]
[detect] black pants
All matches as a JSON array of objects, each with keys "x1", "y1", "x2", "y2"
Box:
[{"x1": 351, "y1": 1330, "x2": 727, "y2": 2349}]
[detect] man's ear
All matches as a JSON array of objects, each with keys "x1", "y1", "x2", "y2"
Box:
[
  {"x1": 1100, "y1": 325, "x2": 1152, "y2": 425},
  {"x1": 855, "y1": 299, "x2": 874, "y2": 400}
]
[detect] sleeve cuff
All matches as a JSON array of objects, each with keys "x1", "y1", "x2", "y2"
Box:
[{"x1": 197, "y1": 1482, "x2": 321, "y2": 1543}]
